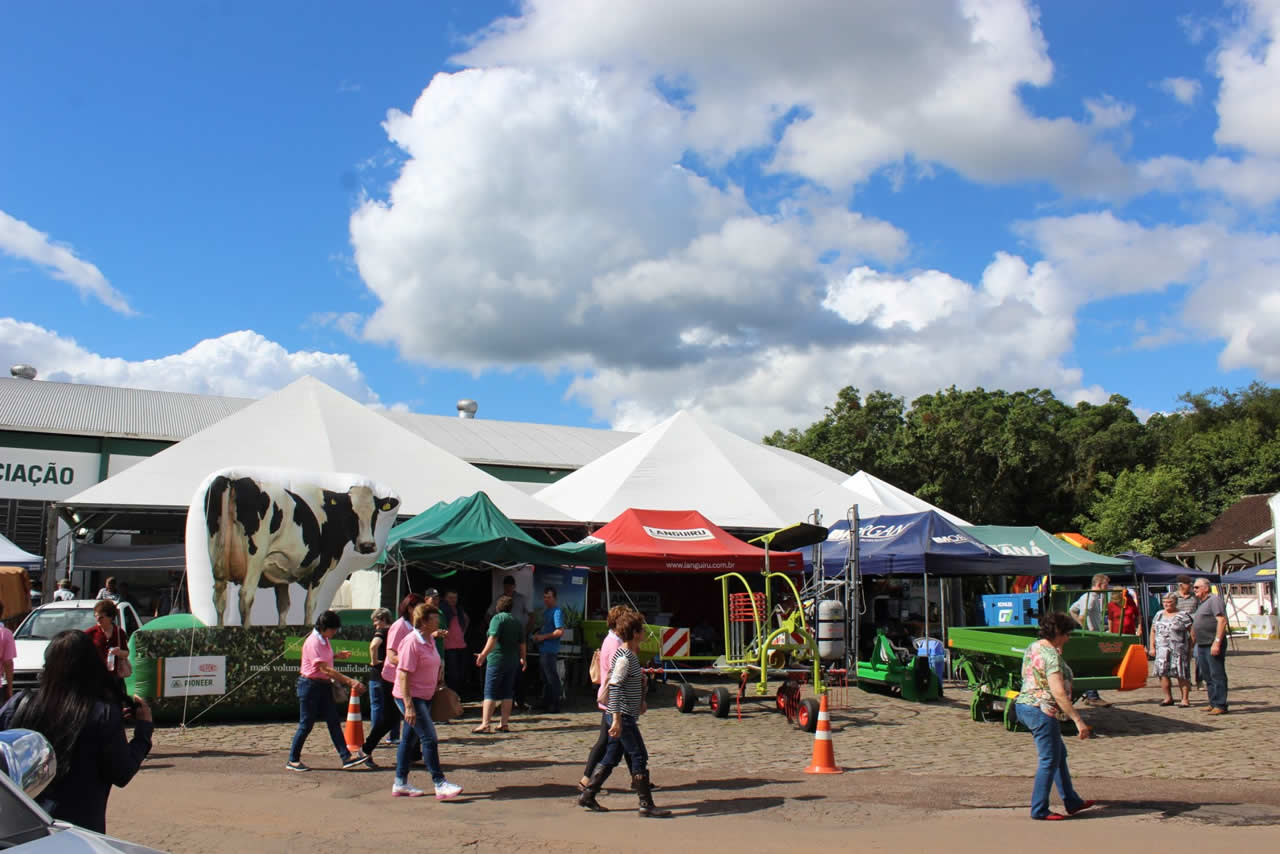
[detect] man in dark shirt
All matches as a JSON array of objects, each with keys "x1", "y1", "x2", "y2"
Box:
[{"x1": 1190, "y1": 579, "x2": 1229, "y2": 715}]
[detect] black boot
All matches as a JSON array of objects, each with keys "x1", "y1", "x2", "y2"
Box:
[
  {"x1": 578, "y1": 766, "x2": 611, "y2": 812},
  {"x1": 633, "y1": 771, "x2": 670, "y2": 818}
]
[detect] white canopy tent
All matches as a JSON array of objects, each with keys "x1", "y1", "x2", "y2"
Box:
[
  {"x1": 842, "y1": 470, "x2": 971, "y2": 526},
  {"x1": 0, "y1": 533, "x2": 42, "y2": 568},
  {"x1": 534, "y1": 411, "x2": 887, "y2": 529},
  {"x1": 62, "y1": 376, "x2": 572, "y2": 523}
]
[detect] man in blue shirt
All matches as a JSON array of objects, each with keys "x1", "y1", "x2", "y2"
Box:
[{"x1": 533, "y1": 586, "x2": 565, "y2": 713}]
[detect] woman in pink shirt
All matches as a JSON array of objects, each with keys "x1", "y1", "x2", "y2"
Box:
[
  {"x1": 392, "y1": 603, "x2": 462, "y2": 800},
  {"x1": 286, "y1": 610, "x2": 369, "y2": 773},
  {"x1": 577, "y1": 605, "x2": 637, "y2": 791}
]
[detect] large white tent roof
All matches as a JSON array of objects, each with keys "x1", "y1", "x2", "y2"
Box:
[
  {"x1": 534, "y1": 411, "x2": 887, "y2": 529},
  {"x1": 62, "y1": 377, "x2": 573, "y2": 523},
  {"x1": 0, "y1": 533, "x2": 41, "y2": 567},
  {"x1": 842, "y1": 470, "x2": 971, "y2": 526}
]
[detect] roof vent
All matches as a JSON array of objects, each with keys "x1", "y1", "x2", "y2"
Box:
[
  {"x1": 9, "y1": 365, "x2": 36, "y2": 380},
  {"x1": 457, "y1": 399, "x2": 478, "y2": 419}
]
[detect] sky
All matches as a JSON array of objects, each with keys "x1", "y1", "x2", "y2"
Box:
[{"x1": 2, "y1": 0, "x2": 1279, "y2": 439}]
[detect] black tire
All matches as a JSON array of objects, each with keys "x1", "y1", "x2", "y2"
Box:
[
  {"x1": 710, "y1": 686, "x2": 732, "y2": 718},
  {"x1": 797, "y1": 697, "x2": 820, "y2": 732},
  {"x1": 675, "y1": 684, "x2": 697, "y2": 713}
]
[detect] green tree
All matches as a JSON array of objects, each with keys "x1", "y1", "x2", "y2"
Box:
[{"x1": 1079, "y1": 464, "x2": 1209, "y2": 555}]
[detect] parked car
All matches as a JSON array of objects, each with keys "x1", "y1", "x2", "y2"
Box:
[
  {"x1": 11, "y1": 600, "x2": 143, "y2": 692},
  {"x1": 0, "y1": 728, "x2": 166, "y2": 852}
]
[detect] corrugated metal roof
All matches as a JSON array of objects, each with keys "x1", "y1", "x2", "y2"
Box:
[
  {"x1": 0, "y1": 377, "x2": 635, "y2": 469},
  {"x1": 0, "y1": 377, "x2": 253, "y2": 441}
]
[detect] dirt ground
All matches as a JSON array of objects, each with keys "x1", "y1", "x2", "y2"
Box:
[{"x1": 111, "y1": 641, "x2": 1280, "y2": 852}]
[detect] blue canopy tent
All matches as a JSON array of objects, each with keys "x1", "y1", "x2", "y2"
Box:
[
  {"x1": 802, "y1": 512, "x2": 1051, "y2": 668},
  {"x1": 1225, "y1": 559, "x2": 1275, "y2": 582},
  {"x1": 1115, "y1": 551, "x2": 1218, "y2": 582},
  {"x1": 805, "y1": 511, "x2": 1051, "y2": 578}
]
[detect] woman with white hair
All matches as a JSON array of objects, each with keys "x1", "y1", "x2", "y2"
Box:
[{"x1": 1148, "y1": 593, "x2": 1193, "y2": 707}]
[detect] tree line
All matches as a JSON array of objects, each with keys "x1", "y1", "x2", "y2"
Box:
[{"x1": 763, "y1": 383, "x2": 1280, "y2": 556}]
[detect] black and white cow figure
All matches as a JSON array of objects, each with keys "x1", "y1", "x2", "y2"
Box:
[{"x1": 200, "y1": 473, "x2": 400, "y2": 626}]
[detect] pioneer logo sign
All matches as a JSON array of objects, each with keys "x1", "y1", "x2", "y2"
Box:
[
  {"x1": 158, "y1": 655, "x2": 227, "y2": 698},
  {"x1": 642, "y1": 526, "x2": 715, "y2": 541}
]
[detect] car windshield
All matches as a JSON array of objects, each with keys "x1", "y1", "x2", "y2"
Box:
[
  {"x1": 14, "y1": 609, "x2": 97, "y2": 640},
  {"x1": 0, "y1": 773, "x2": 52, "y2": 844}
]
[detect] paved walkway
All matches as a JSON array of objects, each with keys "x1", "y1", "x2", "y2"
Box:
[{"x1": 156, "y1": 639, "x2": 1280, "y2": 782}]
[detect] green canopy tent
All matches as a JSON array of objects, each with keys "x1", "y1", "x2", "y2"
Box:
[
  {"x1": 380, "y1": 490, "x2": 605, "y2": 571},
  {"x1": 962, "y1": 526, "x2": 1133, "y2": 579}
]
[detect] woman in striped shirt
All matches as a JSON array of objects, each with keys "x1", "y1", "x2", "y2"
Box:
[{"x1": 577, "y1": 611, "x2": 669, "y2": 818}]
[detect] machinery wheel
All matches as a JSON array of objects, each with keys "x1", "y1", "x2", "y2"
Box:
[
  {"x1": 775, "y1": 687, "x2": 789, "y2": 712},
  {"x1": 675, "y1": 684, "x2": 697, "y2": 713},
  {"x1": 710, "y1": 686, "x2": 732, "y2": 718},
  {"x1": 797, "y1": 697, "x2": 820, "y2": 732},
  {"x1": 1003, "y1": 701, "x2": 1019, "y2": 732}
]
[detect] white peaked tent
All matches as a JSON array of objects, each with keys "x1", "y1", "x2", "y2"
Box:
[
  {"x1": 0, "y1": 533, "x2": 42, "y2": 568},
  {"x1": 534, "y1": 411, "x2": 887, "y2": 529},
  {"x1": 63, "y1": 376, "x2": 572, "y2": 523},
  {"x1": 842, "y1": 470, "x2": 971, "y2": 526}
]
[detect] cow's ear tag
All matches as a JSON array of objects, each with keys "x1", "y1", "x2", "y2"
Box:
[{"x1": 381, "y1": 502, "x2": 393, "y2": 511}]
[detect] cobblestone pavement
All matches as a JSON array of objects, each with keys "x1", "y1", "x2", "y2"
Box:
[{"x1": 154, "y1": 639, "x2": 1280, "y2": 783}]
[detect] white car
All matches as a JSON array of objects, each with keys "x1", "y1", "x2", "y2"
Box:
[{"x1": 11, "y1": 601, "x2": 143, "y2": 692}]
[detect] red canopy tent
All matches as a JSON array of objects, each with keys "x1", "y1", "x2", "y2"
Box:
[{"x1": 586, "y1": 509, "x2": 803, "y2": 573}]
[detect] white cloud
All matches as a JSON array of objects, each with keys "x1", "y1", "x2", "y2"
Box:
[
  {"x1": 1085, "y1": 95, "x2": 1135, "y2": 129},
  {"x1": 568, "y1": 252, "x2": 1099, "y2": 437},
  {"x1": 1022, "y1": 212, "x2": 1280, "y2": 378},
  {"x1": 351, "y1": 67, "x2": 907, "y2": 379},
  {"x1": 1159, "y1": 76, "x2": 1202, "y2": 105},
  {"x1": 0, "y1": 319, "x2": 380, "y2": 402},
  {"x1": 307, "y1": 311, "x2": 364, "y2": 338},
  {"x1": 0, "y1": 210, "x2": 133, "y2": 315},
  {"x1": 1214, "y1": 0, "x2": 1280, "y2": 157},
  {"x1": 456, "y1": 0, "x2": 1133, "y2": 195}
]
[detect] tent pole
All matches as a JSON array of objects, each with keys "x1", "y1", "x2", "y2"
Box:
[
  {"x1": 923, "y1": 571, "x2": 929, "y2": 643},
  {"x1": 605, "y1": 566, "x2": 612, "y2": 614}
]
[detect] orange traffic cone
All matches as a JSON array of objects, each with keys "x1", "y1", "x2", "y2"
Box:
[
  {"x1": 344, "y1": 686, "x2": 365, "y2": 754},
  {"x1": 803, "y1": 693, "x2": 842, "y2": 774}
]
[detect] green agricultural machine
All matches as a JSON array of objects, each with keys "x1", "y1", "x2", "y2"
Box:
[
  {"x1": 947, "y1": 625, "x2": 1148, "y2": 731},
  {"x1": 854, "y1": 630, "x2": 943, "y2": 702}
]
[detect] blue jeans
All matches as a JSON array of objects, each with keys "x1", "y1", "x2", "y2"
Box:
[
  {"x1": 599, "y1": 713, "x2": 648, "y2": 776},
  {"x1": 289, "y1": 677, "x2": 350, "y2": 763},
  {"x1": 1194, "y1": 644, "x2": 1228, "y2": 711},
  {"x1": 540, "y1": 653, "x2": 561, "y2": 710},
  {"x1": 362, "y1": 677, "x2": 401, "y2": 753},
  {"x1": 1014, "y1": 704, "x2": 1084, "y2": 819},
  {"x1": 394, "y1": 697, "x2": 444, "y2": 785},
  {"x1": 484, "y1": 662, "x2": 517, "y2": 702}
]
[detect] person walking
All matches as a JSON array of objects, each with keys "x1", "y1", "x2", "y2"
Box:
[
  {"x1": 474, "y1": 594, "x2": 525, "y2": 733},
  {"x1": 391, "y1": 603, "x2": 463, "y2": 800},
  {"x1": 577, "y1": 610, "x2": 668, "y2": 817},
  {"x1": 487, "y1": 576, "x2": 532, "y2": 710},
  {"x1": 0, "y1": 630, "x2": 152, "y2": 834},
  {"x1": 1149, "y1": 593, "x2": 1193, "y2": 707},
  {"x1": 1068, "y1": 574, "x2": 1111, "y2": 707},
  {"x1": 379, "y1": 593, "x2": 424, "y2": 746},
  {"x1": 1012, "y1": 612, "x2": 1095, "y2": 821},
  {"x1": 286, "y1": 610, "x2": 371, "y2": 772},
  {"x1": 361, "y1": 608, "x2": 398, "y2": 756},
  {"x1": 1191, "y1": 579, "x2": 1229, "y2": 715},
  {"x1": 579, "y1": 605, "x2": 635, "y2": 791},
  {"x1": 533, "y1": 586, "x2": 565, "y2": 713},
  {"x1": 441, "y1": 590, "x2": 471, "y2": 698}
]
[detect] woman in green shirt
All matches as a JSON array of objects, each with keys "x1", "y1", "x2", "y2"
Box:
[{"x1": 473, "y1": 595, "x2": 526, "y2": 733}]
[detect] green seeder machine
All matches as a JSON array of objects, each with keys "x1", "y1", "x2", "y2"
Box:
[
  {"x1": 855, "y1": 630, "x2": 943, "y2": 702},
  {"x1": 947, "y1": 625, "x2": 1148, "y2": 731}
]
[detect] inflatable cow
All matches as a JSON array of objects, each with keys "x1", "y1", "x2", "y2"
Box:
[{"x1": 184, "y1": 468, "x2": 400, "y2": 626}]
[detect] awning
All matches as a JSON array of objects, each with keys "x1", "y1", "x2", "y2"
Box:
[
  {"x1": 964, "y1": 525, "x2": 1132, "y2": 578},
  {"x1": 583, "y1": 508, "x2": 802, "y2": 574}
]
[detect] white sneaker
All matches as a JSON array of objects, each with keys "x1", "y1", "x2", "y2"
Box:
[
  {"x1": 434, "y1": 780, "x2": 463, "y2": 800},
  {"x1": 392, "y1": 781, "x2": 426, "y2": 798}
]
